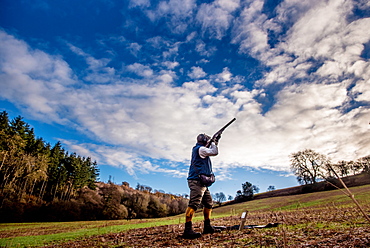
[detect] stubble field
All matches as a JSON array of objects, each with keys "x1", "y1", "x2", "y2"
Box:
[
  {"x1": 1, "y1": 185, "x2": 370, "y2": 247},
  {"x1": 41, "y1": 206, "x2": 370, "y2": 247}
]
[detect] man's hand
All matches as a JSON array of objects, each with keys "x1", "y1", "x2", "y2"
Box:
[{"x1": 206, "y1": 133, "x2": 221, "y2": 147}]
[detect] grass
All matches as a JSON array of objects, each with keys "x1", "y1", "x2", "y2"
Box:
[
  {"x1": 212, "y1": 184, "x2": 370, "y2": 215},
  {"x1": 0, "y1": 218, "x2": 184, "y2": 247},
  {"x1": 1, "y1": 184, "x2": 369, "y2": 247}
]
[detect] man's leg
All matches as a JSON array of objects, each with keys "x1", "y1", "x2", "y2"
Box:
[
  {"x1": 203, "y1": 207, "x2": 212, "y2": 220},
  {"x1": 183, "y1": 206, "x2": 201, "y2": 239},
  {"x1": 182, "y1": 180, "x2": 205, "y2": 239},
  {"x1": 185, "y1": 207, "x2": 195, "y2": 223},
  {"x1": 202, "y1": 189, "x2": 220, "y2": 234}
]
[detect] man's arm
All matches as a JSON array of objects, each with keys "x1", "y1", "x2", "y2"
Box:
[{"x1": 199, "y1": 142, "x2": 218, "y2": 159}]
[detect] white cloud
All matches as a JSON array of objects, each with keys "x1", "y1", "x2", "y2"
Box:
[
  {"x1": 217, "y1": 0, "x2": 240, "y2": 12},
  {"x1": 156, "y1": 0, "x2": 196, "y2": 17},
  {"x1": 68, "y1": 43, "x2": 116, "y2": 83},
  {"x1": 218, "y1": 82, "x2": 370, "y2": 173},
  {"x1": 230, "y1": 0, "x2": 370, "y2": 114},
  {"x1": 352, "y1": 77, "x2": 370, "y2": 102},
  {"x1": 0, "y1": 31, "x2": 75, "y2": 123},
  {"x1": 126, "y1": 63, "x2": 154, "y2": 77},
  {"x1": 195, "y1": 40, "x2": 217, "y2": 57},
  {"x1": 263, "y1": 0, "x2": 370, "y2": 85},
  {"x1": 231, "y1": 0, "x2": 269, "y2": 56},
  {"x1": 283, "y1": 0, "x2": 351, "y2": 57},
  {"x1": 1, "y1": 32, "x2": 233, "y2": 171},
  {"x1": 188, "y1": 66, "x2": 206, "y2": 79},
  {"x1": 198, "y1": 58, "x2": 210, "y2": 64},
  {"x1": 128, "y1": 42, "x2": 142, "y2": 57},
  {"x1": 196, "y1": 0, "x2": 240, "y2": 39},
  {"x1": 145, "y1": 0, "x2": 196, "y2": 34},
  {"x1": 162, "y1": 61, "x2": 179, "y2": 69},
  {"x1": 129, "y1": 0, "x2": 150, "y2": 8},
  {"x1": 214, "y1": 67, "x2": 232, "y2": 83}
]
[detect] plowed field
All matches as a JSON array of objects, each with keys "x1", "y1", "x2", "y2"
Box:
[{"x1": 41, "y1": 206, "x2": 370, "y2": 247}]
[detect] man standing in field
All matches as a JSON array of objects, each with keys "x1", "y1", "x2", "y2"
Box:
[{"x1": 182, "y1": 133, "x2": 220, "y2": 239}]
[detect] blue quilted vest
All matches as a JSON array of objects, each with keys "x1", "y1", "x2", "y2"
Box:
[{"x1": 187, "y1": 143, "x2": 213, "y2": 180}]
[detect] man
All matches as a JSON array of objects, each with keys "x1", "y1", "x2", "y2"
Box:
[{"x1": 182, "y1": 133, "x2": 220, "y2": 239}]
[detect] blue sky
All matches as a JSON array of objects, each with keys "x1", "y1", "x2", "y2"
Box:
[{"x1": 1, "y1": 0, "x2": 370, "y2": 198}]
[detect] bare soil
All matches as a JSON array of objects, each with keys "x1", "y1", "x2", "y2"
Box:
[{"x1": 42, "y1": 206, "x2": 370, "y2": 247}]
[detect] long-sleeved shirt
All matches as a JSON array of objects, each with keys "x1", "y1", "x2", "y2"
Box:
[{"x1": 199, "y1": 142, "x2": 218, "y2": 158}]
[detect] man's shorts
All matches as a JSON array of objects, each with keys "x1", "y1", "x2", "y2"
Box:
[{"x1": 187, "y1": 179, "x2": 213, "y2": 210}]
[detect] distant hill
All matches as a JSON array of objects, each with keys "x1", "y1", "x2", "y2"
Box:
[
  {"x1": 254, "y1": 172, "x2": 370, "y2": 200},
  {"x1": 220, "y1": 173, "x2": 370, "y2": 208}
]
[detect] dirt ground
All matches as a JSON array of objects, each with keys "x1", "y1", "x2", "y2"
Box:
[{"x1": 42, "y1": 207, "x2": 370, "y2": 247}]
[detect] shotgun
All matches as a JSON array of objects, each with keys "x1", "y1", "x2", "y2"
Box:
[{"x1": 206, "y1": 118, "x2": 236, "y2": 148}]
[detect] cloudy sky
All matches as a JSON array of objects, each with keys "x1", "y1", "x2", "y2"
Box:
[{"x1": 1, "y1": 0, "x2": 370, "y2": 197}]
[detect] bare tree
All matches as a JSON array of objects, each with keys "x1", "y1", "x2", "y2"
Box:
[
  {"x1": 357, "y1": 155, "x2": 370, "y2": 173},
  {"x1": 214, "y1": 192, "x2": 226, "y2": 204},
  {"x1": 290, "y1": 149, "x2": 331, "y2": 185},
  {"x1": 331, "y1": 160, "x2": 350, "y2": 177}
]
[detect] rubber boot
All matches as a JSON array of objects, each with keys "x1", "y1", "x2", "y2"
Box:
[
  {"x1": 182, "y1": 221, "x2": 202, "y2": 239},
  {"x1": 203, "y1": 219, "x2": 221, "y2": 234}
]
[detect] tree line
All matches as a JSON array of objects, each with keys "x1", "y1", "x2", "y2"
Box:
[
  {"x1": 290, "y1": 149, "x2": 370, "y2": 185},
  {"x1": 232, "y1": 149, "x2": 370, "y2": 204},
  {"x1": 0, "y1": 111, "x2": 188, "y2": 222}
]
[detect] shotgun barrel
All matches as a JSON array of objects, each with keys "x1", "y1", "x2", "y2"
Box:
[{"x1": 205, "y1": 118, "x2": 236, "y2": 148}]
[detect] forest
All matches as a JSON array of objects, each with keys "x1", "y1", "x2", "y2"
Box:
[{"x1": 0, "y1": 111, "x2": 188, "y2": 222}]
